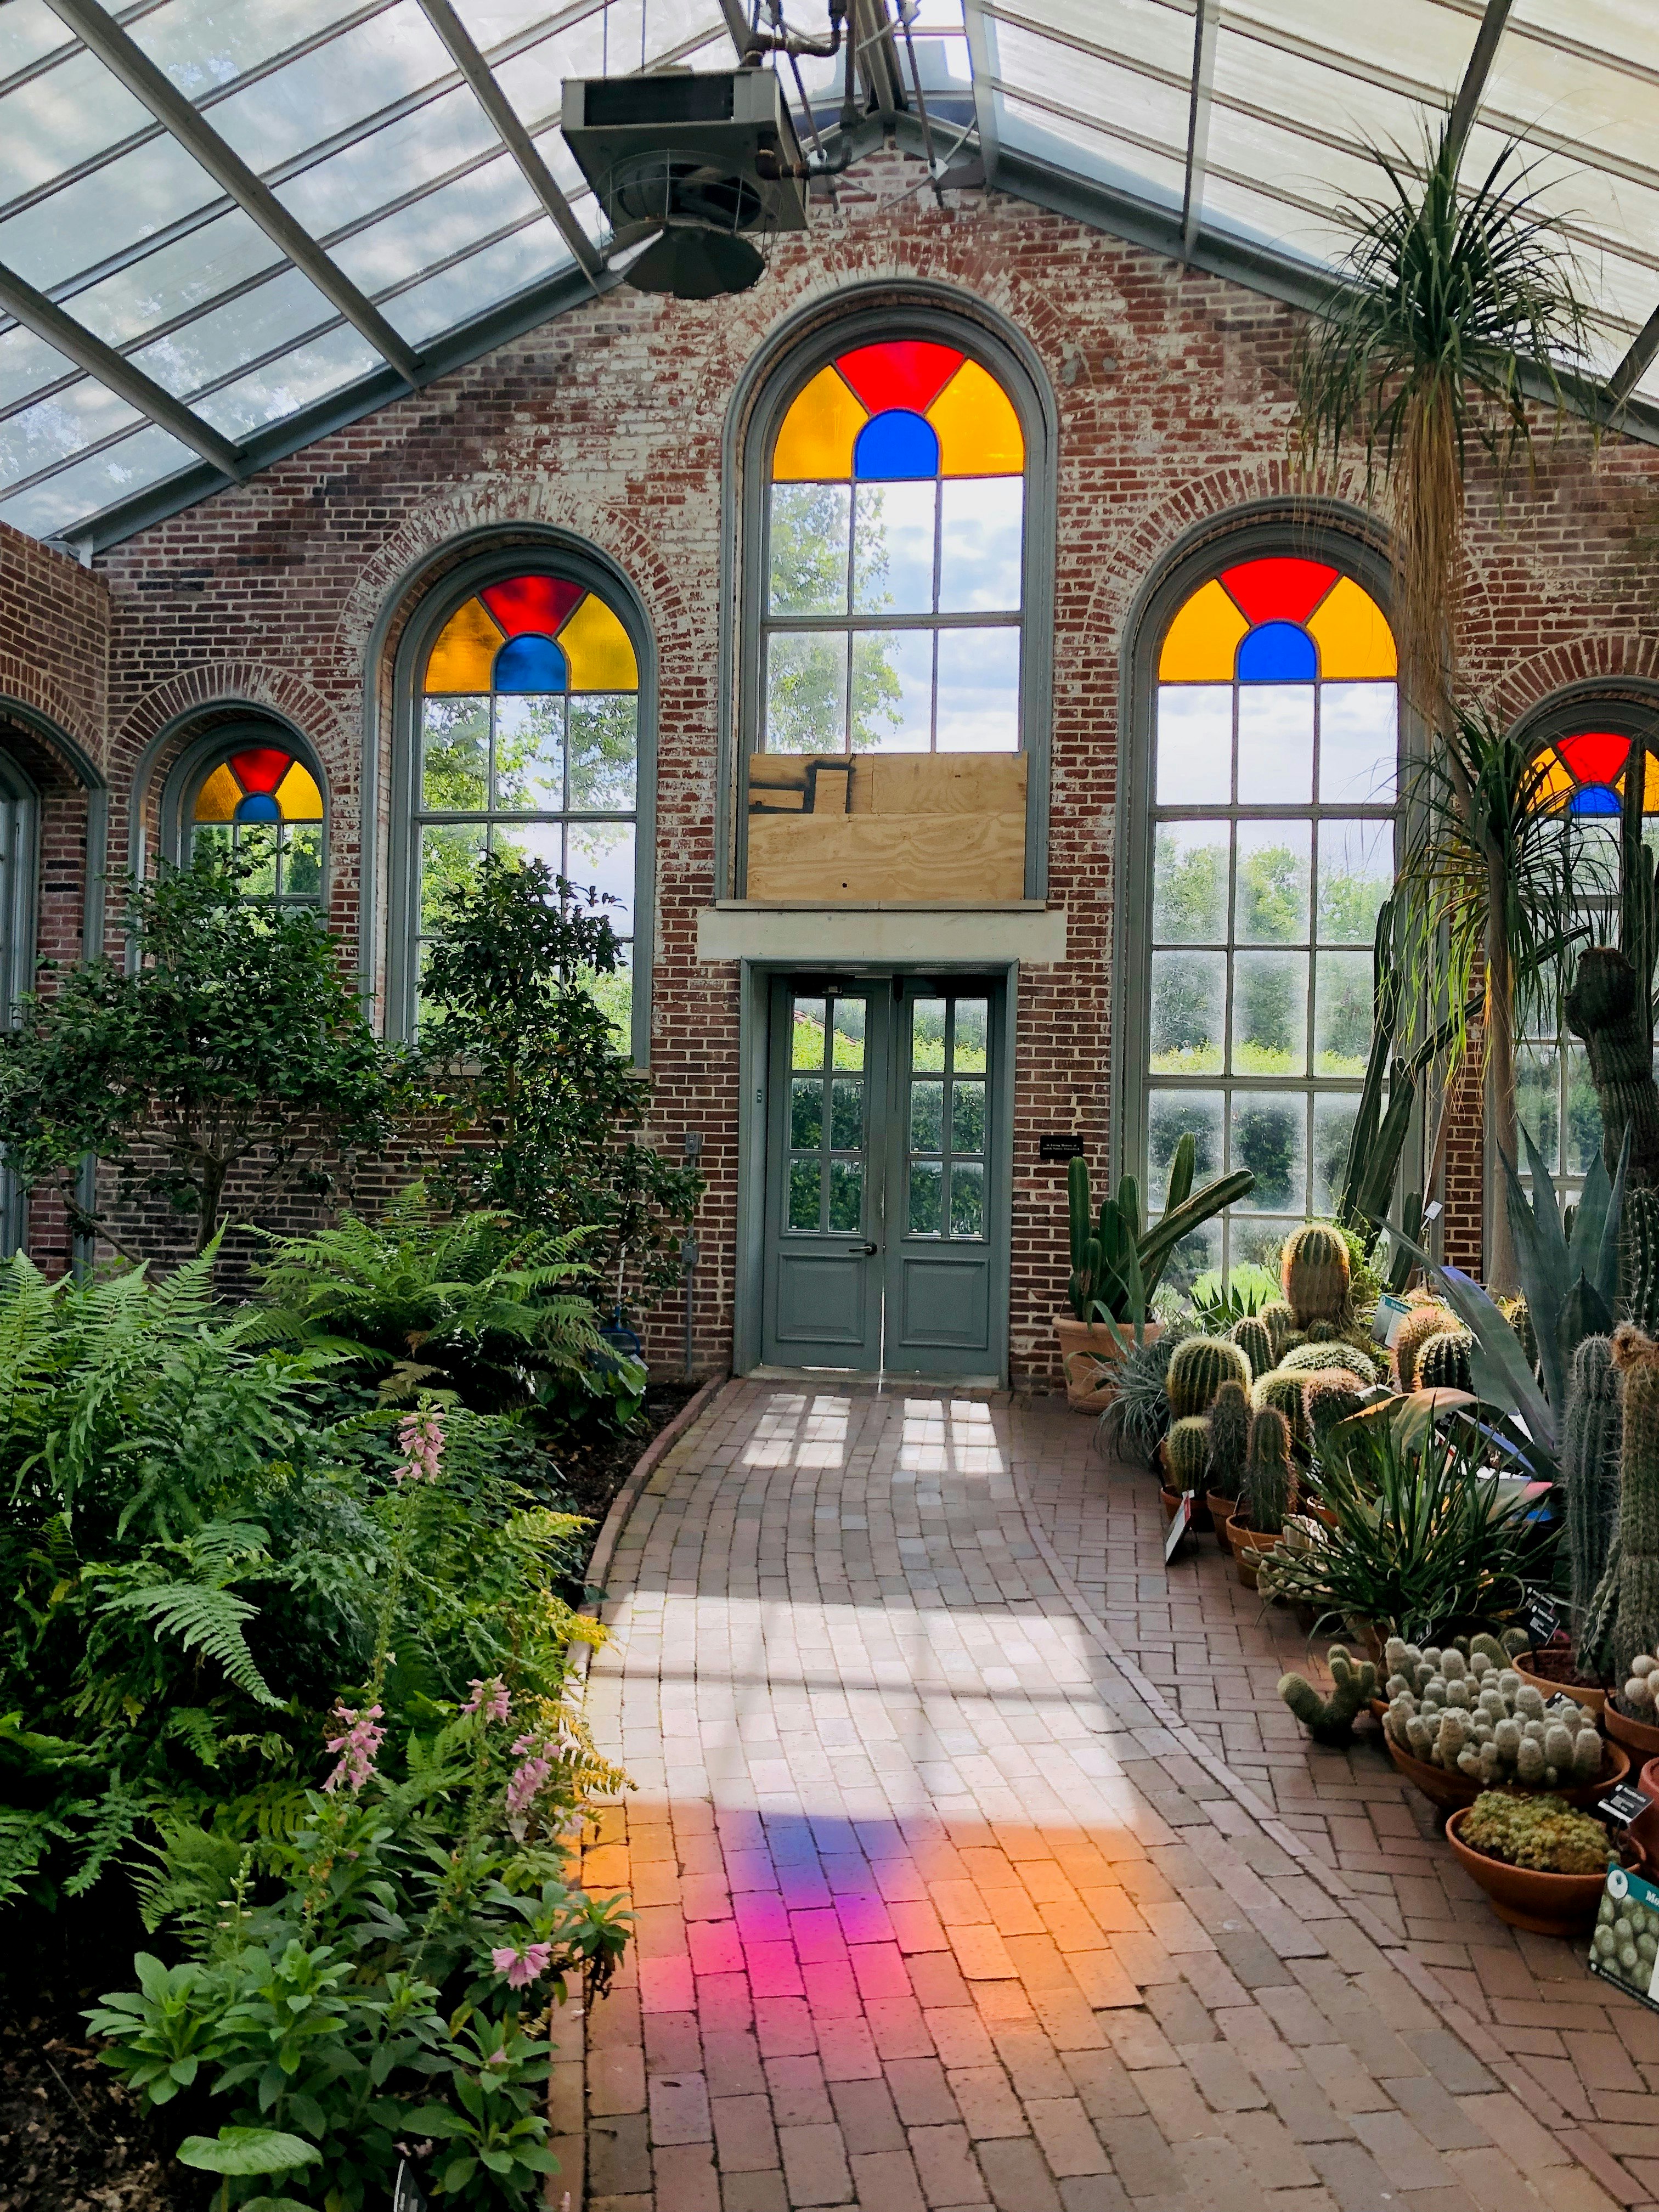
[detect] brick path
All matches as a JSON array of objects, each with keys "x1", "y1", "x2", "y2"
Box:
[{"x1": 576, "y1": 1381, "x2": 1658, "y2": 2212}]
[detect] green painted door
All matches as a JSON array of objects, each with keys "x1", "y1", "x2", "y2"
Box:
[{"x1": 760, "y1": 977, "x2": 1006, "y2": 1377}]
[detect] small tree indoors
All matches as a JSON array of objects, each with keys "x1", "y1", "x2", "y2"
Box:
[{"x1": 0, "y1": 855, "x2": 415, "y2": 1260}]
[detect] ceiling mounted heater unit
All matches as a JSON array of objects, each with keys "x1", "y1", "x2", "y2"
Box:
[{"x1": 562, "y1": 68, "x2": 808, "y2": 300}]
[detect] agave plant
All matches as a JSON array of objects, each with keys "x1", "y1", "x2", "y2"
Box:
[{"x1": 1068, "y1": 1136, "x2": 1254, "y2": 1341}]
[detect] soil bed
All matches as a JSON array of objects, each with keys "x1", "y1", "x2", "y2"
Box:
[{"x1": 545, "y1": 1379, "x2": 705, "y2": 1530}]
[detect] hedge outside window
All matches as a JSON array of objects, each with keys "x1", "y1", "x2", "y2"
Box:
[
  {"x1": 417, "y1": 572, "x2": 637, "y2": 1039},
  {"x1": 1148, "y1": 556, "x2": 1399, "y2": 1286},
  {"x1": 190, "y1": 746, "x2": 324, "y2": 907},
  {"x1": 763, "y1": 340, "x2": 1025, "y2": 753}
]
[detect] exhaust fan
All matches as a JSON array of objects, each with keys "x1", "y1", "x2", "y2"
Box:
[{"x1": 562, "y1": 69, "x2": 809, "y2": 300}]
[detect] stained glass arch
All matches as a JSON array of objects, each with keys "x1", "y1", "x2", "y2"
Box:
[{"x1": 177, "y1": 731, "x2": 328, "y2": 907}]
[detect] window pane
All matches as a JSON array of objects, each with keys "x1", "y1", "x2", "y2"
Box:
[
  {"x1": 236, "y1": 826, "x2": 278, "y2": 899},
  {"x1": 1313, "y1": 951, "x2": 1373, "y2": 1075},
  {"x1": 1320, "y1": 682, "x2": 1398, "y2": 803},
  {"x1": 938, "y1": 477, "x2": 1023, "y2": 612},
  {"x1": 831, "y1": 995, "x2": 866, "y2": 1069},
  {"x1": 911, "y1": 1078, "x2": 945, "y2": 1150},
  {"x1": 419, "y1": 822, "x2": 486, "y2": 932},
  {"x1": 566, "y1": 821, "x2": 635, "y2": 937},
  {"x1": 1318, "y1": 818, "x2": 1392, "y2": 942},
  {"x1": 853, "y1": 628, "x2": 932, "y2": 751},
  {"x1": 1230, "y1": 1093, "x2": 1307, "y2": 1213},
  {"x1": 284, "y1": 824, "x2": 323, "y2": 899},
  {"x1": 1148, "y1": 1090, "x2": 1223, "y2": 1206},
  {"x1": 1237, "y1": 686, "x2": 1313, "y2": 803},
  {"x1": 1234, "y1": 822, "x2": 1310, "y2": 944},
  {"x1": 493, "y1": 695, "x2": 563, "y2": 811},
  {"x1": 951, "y1": 1160, "x2": 985, "y2": 1237},
  {"x1": 1156, "y1": 686, "x2": 1230, "y2": 804},
  {"x1": 952, "y1": 997, "x2": 989, "y2": 1069},
  {"x1": 912, "y1": 997, "x2": 947, "y2": 1071},
  {"x1": 830, "y1": 1076, "x2": 864, "y2": 1150},
  {"x1": 853, "y1": 480, "x2": 935, "y2": 614},
  {"x1": 568, "y1": 696, "x2": 637, "y2": 811},
  {"x1": 1160, "y1": 1221, "x2": 1220, "y2": 1297},
  {"x1": 1567, "y1": 1043, "x2": 1601, "y2": 1177},
  {"x1": 952, "y1": 1078, "x2": 986, "y2": 1152},
  {"x1": 1232, "y1": 1216, "x2": 1297, "y2": 1275},
  {"x1": 1515, "y1": 1043, "x2": 1560, "y2": 1173},
  {"x1": 490, "y1": 816, "x2": 562, "y2": 882},
  {"x1": 1232, "y1": 950, "x2": 1307, "y2": 1075},
  {"x1": 421, "y1": 697, "x2": 488, "y2": 810},
  {"x1": 789, "y1": 1157, "x2": 822, "y2": 1230},
  {"x1": 791, "y1": 1077, "x2": 823, "y2": 1149},
  {"x1": 765, "y1": 630, "x2": 847, "y2": 752},
  {"x1": 935, "y1": 625, "x2": 1018, "y2": 751},
  {"x1": 1312, "y1": 1092, "x2": 1362, "y2": 1214},
  {"x1": 771, "y1": 482, "x2": 851, "y2": 614},
  {"x1": 1150, "y1": 949, "x2": 1225, "y2": 1074},
  {"x1": 1152, "y1": 823, "x2": 1227, "y2": 943},
  {"x1": 589, "y1": 942, "x2": 631, "y2": 1056},
  {"x1": 909, "y1": 1157, "x2": 943, "y2": 1234},
  {"x1": 828, "y1": 1159, "x2": 863, "y2": 1230},
  {"x1": 793, "y1": 996, "x2": 827, "y2": 1069}
]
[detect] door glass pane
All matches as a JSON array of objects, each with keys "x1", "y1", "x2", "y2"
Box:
[
  {"x1": 831, "y1": 996, "x2": 866, "y2": 1068},
  {"x1": 1234, "y1": 822, "x2": 1310, "y2": 943},
  {"x1": 935, "y1": 627, "x2": 1018, "y2": 751},
  {"x1": 284, "y1": 826, "x2": 323, "y2": 899},
  {"x1": 938, "y1": 477, "x2": 1023, "y2": 612},
  {"x1": 912, "y1": 997, "x2": 947, "y2": 1070},
  {"x1": 771, "y1": 482, "x2": 851, "y2": 613},
  {"x1": 952, "y1": 1079, "x2": 986, "y2": 1152},
  {"x1": 419, "y1": 822, "x2": 486, "y2": 932},
  {"x1": 791, "y1": 1077, "x2": 823, "y2": 1149},
  {"x1": 1153, "y1": 823, "x2": 1227, "y2": 942},
  {"x1": 854, "y1": 629, "x2": 933, "y2": 751},
  {"x1": 1233, "y1": 950, "x2": 1307, "y2": 1075},
  {"x1": 909, "y1": 1158, "x2": 943, "y2": 1234},
  {"x1": 493, "y1": 696, "x2": 564, "y2": 811},
  {"x1": 828, "y1": 1160, "x2": 863, "y2": 1230},
  {"x1": 910, "y1": 1078, "x2": 945, "y2": 1150},
  {"x1": 1320, "y1": 682, "x2": 1398, "y2": 803},
  {"x1": 830, "y1": 1076, "x2": 864, "y2": 1149},
  {"x1": 1318, "y1": 819, "x2": 1392, "y2": 942},
  {"x1": 951, "y1": 1161, "x2": 985, "y2": 1238},
  {"x1": 793, "y1": 996, "x2": 827, "y2": 1068},
  {"x1": 1515, "y1": 1044, "x2": 1560, "y2": 1172},
  {"x1": 952, "y1": 997, "x2": 989, "y2": 1070},
  {"x1": 789, "y1": 1157, "x2": 822, "y2": 1230},
  {"x1": 1148, "y1": 1090, "x2": 1223, "y2": 1207},
  {"x1": 1566, "y1": 1044, "x2": 1601, "y2": 1176},
  {"x1": 568, "y1": 697, "x2": 637, "y2": 811},
  {"x1": 766, "y1": 630, "x2": 848, "y2": 752},
  {"x1": 1312, "y1": 1092, "x2": 1362, "y2": 1214},
  {"x1": 1230, "y1": 1093, "x2": 1307, "y2": 1214}
]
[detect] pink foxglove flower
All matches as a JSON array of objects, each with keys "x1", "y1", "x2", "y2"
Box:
[
  {"x1": 505, "y1": 1733, "x2": 553, "y2": 1829},
  {"x1": 322, "y1": 1702, "x2": 385, "y2": 1794},
  {"x1": 462, "y1": 1677, "x2": 511, "y2": 1724},
  {"x1": 491, "y1": 1941, "x2": 553, "y2": 1990},
  {"x1": 394, "y1": 1408, "x2": 445, "y2": 1486}
]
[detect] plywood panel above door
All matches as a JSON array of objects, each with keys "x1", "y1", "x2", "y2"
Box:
[{"x1": 744, "y1": 752, "x2": 1026, "y2": 901}]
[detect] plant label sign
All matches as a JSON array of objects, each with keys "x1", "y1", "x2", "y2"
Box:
[
  {"x1": 1523, "y1": 1590, "x2": 1561, "y2": 1649},
  {"x1": 1164, "y1": 1491, "x2": 1192, "y2": 1563},
  {"x1": 1589, "y1": 1863, "x2": 1659, "y2": 2014},
  {"x1": 393, "y1": 2162, "x2": 430, "y2": 2212},
  {"x1": 1038, "y1": 1133, "x2": 1085, "y2": 1162},
  {"x1": 1599, "y1": 1785, "x2": 1649, "y2": 1831},
  {"x1": 1373, "y1": 1293, "x2": 1412, "y2": 1348}
]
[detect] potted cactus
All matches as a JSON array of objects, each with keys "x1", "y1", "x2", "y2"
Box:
[
  {"x1": 1447, "y1": 1793, "x2": 1616, "y2": 1936},
  {"x1": 1225, "y1": 1406, "x2": 1296, "y2": 1588},
  {"x1": 1056, "y1": 1137, "x2": 1252, "y2": 1409}
]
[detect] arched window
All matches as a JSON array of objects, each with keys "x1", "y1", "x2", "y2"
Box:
[
  {"x1": 414, "y1": 571, "x2": 639, "y2": 1035},
  {"x1": 186, "y1": 742, "x2": 325, "y2": 906},
  {"x1": 1138, "y1": 554, "x2": 1400, "y2": 1286},
  {"x1": 761, "y1": 340, "x2": 1025, "y2": 755}
]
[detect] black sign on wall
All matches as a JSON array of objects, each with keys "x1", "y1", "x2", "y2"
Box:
[{"x1": 1038, "y1": 1133, "x2": 1086, "y2": 1162}]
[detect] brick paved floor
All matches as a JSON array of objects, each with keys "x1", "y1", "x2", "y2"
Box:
[{"x1": 577, "y1": 1381, "x2": 1659, "y2": 2212}]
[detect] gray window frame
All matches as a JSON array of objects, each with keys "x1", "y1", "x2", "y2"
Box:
[
  {"x1": 723, "y1": 286, "x2": 1057, "y2": 901},
  {"x1": 161, "y1": 721, "x2": 331, "y2": 909},
  {"x1": 1115, "y1": 506, "x2": 1410, "y2": 1277},
  {"x1": 0, "y1": 744, "x2": 40, "y2": 1257},
  {"x1": 386, "y1": 538, "x2": 658, "y2": 1064}
]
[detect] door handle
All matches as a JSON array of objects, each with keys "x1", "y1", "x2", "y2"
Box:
[{"x1": 855, "y1": 1241, "x2": 879, "y2": 1256}]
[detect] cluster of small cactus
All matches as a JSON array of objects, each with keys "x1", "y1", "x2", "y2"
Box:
[
  {"x1": 1280, "y1": 1223, "x2": 1352, "y2": 1333},
  {"x1": 1244, "y1": 1405, "x2": 1295, "y2": 1534},
  {"x1": 1562, "y1": 1335, "x2": 1623, "y2": 1630},
  {"x1": 1381, "y1": 1638, "x2": 1605, "y2": 1787},
  {"x1": 1393, "y1": 1302, "x2": 1458, "y2": 1391},
  {"x1": 1206, "y1": 1378, "x2": 1252, "y2": 1501},
  {"x1": 1415, "y1": 1329, "x2": 1474, "y2": 1395},
  {"x1": 1593, "y1": 1886, "x2": 1659, "y2": 1991},
  {"x1": 1463, "y1": 1791, "x2": 1610, "y2": 1875},
  {"x1": 1278, "y1": 1643, "x2": 1377, "y2": 1745},
  {"x1": 1166, "y1": 1334, "x2": 1252, "y2": 1419},
  {"x1": 1622, "y1": 1652, "x2": 1658, "y2": 1717}
]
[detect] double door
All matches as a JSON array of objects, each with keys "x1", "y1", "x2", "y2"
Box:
[{"x1": 760, "y1": 974, "x2": 1006, "y2": 1376}]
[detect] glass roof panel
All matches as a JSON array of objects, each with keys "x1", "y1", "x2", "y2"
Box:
[
  {"x1": 0, "y1": 133, "x2": 222, "y2": 290},
  {"x1": 1222, "y1": 0, "x2": 1470, "y2": 103},
  {"x1": 272, "y1": 83, "x2": 500, "y2": 235},
  {"x1": 994, "y1": 91, "x2": 1188, "y2": 211},
  {"x1": 0, "y1": 0, "x2": 75, "y2": 81},
  {"x1": 1205, "y1": 105, "x2": 1425, "y2": 240},
  {"x1": 130, "y1": 0, "x2": 394, "y2": 96},
  {"x1": 1200, "y1": 172, "x2": 1367, "y2": 270},
  {"x1": 206, "y1": 4, "x2": 454, "y2": 176},
  {"x1": 0, "y1": 325, "x2": 76, "y2": 414},
  {"x1": 490, "y1": 17, "x2": 616, "y2": 128},
  {"x1": 0, "y1": 378, "x2": 143, "y2": 493},
  {"x1": 0, "y1": 48, "x2": 155, "y2": 207},
  {"x1": 67, "y1": 209, "x2": 284, "y2": 349},
  {"x1": 129, "y1": 268, "x2": 344, "y2": 397},
  {"x1": 382, "y1": 215, "x2": 573, "y2": 342},
  {"x1": 0, "y1": 422, "x2": 195, "y2": 538},
  {"x1": 1209, "y1": 25, "x2": 1432, "y2": 161},
  {"x1": 989, "y1": 22, "x2": 1192, "y2": 155},
  {"x1": 1485, "y1": 25, "x2": 1659, "y2": 179},
  {"x1": 331, "y1": 153, "x2": 539, "y2": 294},
  {"x1": 191, "y1": 324, "x2": 383, "y2": 437},
  {"x1": 990, "y1": 1, "x2": 1193, "y2": 88}
]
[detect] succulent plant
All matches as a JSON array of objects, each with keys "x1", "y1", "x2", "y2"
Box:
[
  {"x1": 1206, "y1": 1378, "x2": 1251, "y2": 1502},
  {"x1": 1245, "y1": 1405, "x2": 1295, "y2": 1535},
  {"x1": 1278, "y1": 1643, "x2": 1377, "y2": 1745},
  {"x1": 1253, "y1": 1369, "x2": 1310, "y2": 1447},
  {"x1": 1623, "y1": 1185, "x2": 1659, "y2": 1338},
  {"x1": 1281, "y1": 1222, "x2": 1352, "y2": 1333},
  {"x1": 1393, "y1": 1301, "x2": 1458, "y2": 1391},
  {"x1": 1230, "y1": 1314, "x2": 1273, "y2": 1384},
  {"x1": 1612, "y1": 1327, "x2": 1659, "y2": 1687},
  {"x1": 1593, "y1": 1884, "x2": 1659, "y2": 1993},
  {"x1": 1166, "y1": 1334, "x2": 1251, "y2": 1420},
  {"x1": 1622, "y1": 1652, "x2": 1658, "y2": 1716},
  {"x1": 1463, "y1": 1791, "x2": 1611, "y2": 1875},
  {"x1": 1499, "y1": 1293, "x2": 1538, "y2": 1371},
  {"x1": 1165, "y1": 1415, "x2": 1211, "y2": 1493},
  {"x1": 1562, "y1": 1335, "x2": 1623, "y2": 1632},
  {"x1": 1279, "y1": 1339, "x2": 1379, "y2": 1384},
  {"x1": 1260, "y1": 1299, "x2": 1300, "y2": 1361},
  {"x1": 1415, "y1": 1329, "x2": 1474, "y2": 1395},
  {"x1": 1381, "y1": 1638, "x2": 1605, "y2": 1786}
]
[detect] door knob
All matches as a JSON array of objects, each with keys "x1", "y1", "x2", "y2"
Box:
[{"x1": 855, "y1": 1241, "x2": 879, "y2": 1256}]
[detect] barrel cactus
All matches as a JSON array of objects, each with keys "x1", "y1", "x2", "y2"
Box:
[
  {"x1": 1165, "y1": 1415, "x2": 1211, "y2": 1493},
  {"x1": 1393, "y1": 1301, "x2": 1458, "y2": 1391},
  {"x1": 1245, "y1": 1405, "x2": 1295, "y2": 1534},
  {"x1": 1416, "y1": 1329, "x2": 1474, "y2": 1395},
  {"x1": 1562, "y1": 1335, "x2": 1623, "y2": 1632},
  {"x1": 1280, "y1": 1222, "x2": 1351, "y2": 1332},
  {"x1": 1624, "y1": 1186, "x2": 1659, "y2": 1337},
  {"x1": 1279, "y1": 1339, "x2": 1378, "y2": 1384},
  {"x1": 1206, "y1": 1379, "x2": 1251, "y2": 1502},
  {"x1": 1279, "y1": 1644, "x2": 1377, "y2": 1746},
  {"x1": 1253, "y1": 1369, "x2": 1310, "y2": 1447},
  {"x1": 1613, "y1": 1325, "x2": 1659, "y2": 1688},
  {"x1": 1166, "y1": 1334, "x2": 1250, "y2": 1420},
  {"x1": 1260, "y1": 1300, "x2": 1299, "y2": 1361},
  {"x1": 1230, "y1": 1314, "x2": 1273, "y2": 1384},
  {"x1": 1499, "y1": 1294, "x2": 1538, "y2": 1371},
  {"x1": 1302, "y1": 1369, "x2": 1367, "y2": 1445}
]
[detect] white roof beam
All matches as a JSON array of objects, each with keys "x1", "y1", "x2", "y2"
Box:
[
  {"x1": 1180, "y1": 0, "x2": 1219, "y2": 261},
  {"x1": 1447, "y1": 0, "x2": 1514, "y2": 163}
]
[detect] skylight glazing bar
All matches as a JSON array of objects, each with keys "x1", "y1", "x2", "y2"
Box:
[
  {"x1": 40, "y1": 0, "x2": 425, "y2": 384},
  {"x1": 1447, "y1": 0, "x2": 1514, "y2": 163},
  {"x1": 1181, "y1": 0, "x2": 1217, "y2": 259},
  {"x1": 1610, "y1": 306, "x2": 1659, "y2": 409}
]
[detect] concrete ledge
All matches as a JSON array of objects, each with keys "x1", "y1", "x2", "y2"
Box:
[{"x1": 696, "y1": 901, "x2": 1067, "y2": 963}]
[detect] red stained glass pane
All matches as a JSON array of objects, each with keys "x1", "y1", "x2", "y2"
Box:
[
  {"x1": 1221, "y1": 557, "x2": 1339, "y2": 626},
  {"x1": 835, "y1": 341, "x2": 963, "y2": 417},
  {"x1": 1557, "y1": 730, "x2": 1630, "y2": 786},
  {"x1": 229, "y1": 746, "x2": 292, "y2": 794},
  {"x1": 480, "y1": 574, "x2": 585, "y2": 639}
]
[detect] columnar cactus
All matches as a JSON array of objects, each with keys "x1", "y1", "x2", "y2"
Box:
[
  {"x1": 1230, "y1": 1314, "x2": 1273, "y2": 1384},
  {"x1": 1562, "y1": 1335, "x2": 1623, "y2": 1630},
  {"x1": 1624, "y1": 1187, "x2": 1659, "y2": 1337},
  {"x1": 1499, "y1": 1294, "x2": 1538, "y2": 1370},
  {"x1": 1206, "y1": 1379, "x2": 1251, "y2": 1502},
  {"x1": 1280, "y1": 1222, "x2": 1352, "y2": 1331},
  {"x1": 1415, "y1": 1330, "x2": 1474, "y2": 1395},
  {"x1": 1381, "y1": 1638, "x2": 1605, "y2": 1786},
  {"x1": 1393, "y1": 1301, "x2": 1458, "y2": 1391},
  {"x1": 1165, "y1": 1415, "x2": 1211, "y2": 1493},
  {"x1": 1260, "y1": 1300, "x2": 1299, "y2": 1361},
  {"x1": 1302, "y1": 1369, "x2": 1367, "y2": 1446},
  {"x1": 1278, "y1": 1644, "x2": 1378, "y2": 1745},
  {"x1": 1280, "y1": 1339, "x2": 1379, "y2": 1384},
  {"x1": 1613, "y1": 1325, "x2": 1659, "y2": 1688},
  {"x1": 1245, "y1": 1405, "x2": 1295, "y2": 1534},
  {"x1": 1253, "y1": 1369, "x2": 1310, "y2": 1447},
  {"x1": 1166, "y1": 1334, "x2": 1251, "y2": 1420}
]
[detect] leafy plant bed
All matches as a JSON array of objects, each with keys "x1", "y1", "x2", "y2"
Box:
[{"x1": 547, "y1": 1380, "x2": 706, "y2": 1531}]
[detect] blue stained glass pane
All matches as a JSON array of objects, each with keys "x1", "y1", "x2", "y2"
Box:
[
  {"x1": 234, "y1": 791, "x2": 281, "y2": 822},
  {"x1": 1237, "y1": 622, "x2": 1316, "y2": 682},
  {"x1": 1571, "y1": 785, "x2": 1621, "y2": 815},
  {"x1": 494, "y1": 634, "x2": 567, "y2": 693},
  {"x1": 854, "y1": 409, "x2": 940, "y2": 480}
]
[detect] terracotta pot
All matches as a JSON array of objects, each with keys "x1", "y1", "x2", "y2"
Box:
[
  {"x1": 1639, "y1": 1756, "x2": 1659, "y2": 1804},
  {"x1": 1055, "y1": 1316, "x2": 1162, "y2": 1412},
  {"x1": 1515, "y1": 1648, "x2": 1607, "y2": 1720},
  {"x1": 1607, "y1": 1702, "x2": 1659, "y2": 1763},
  {"x1": 1386, "y1": 1734, "x2": 1628, "y2": 1814},
  {"x1": 1310, "y1": 1504, "x2": 1339, "y2": 1532},
  {"x1": 1444, "y1": 1808, "x2": 1612, "y2": 1936},
  {"x1": 1225, "y1": 1511, "x2": 1280, "y2": 1590},
  {"x1": 1206, "y1": 1491, "x2": 1240, "y2": 1543}
]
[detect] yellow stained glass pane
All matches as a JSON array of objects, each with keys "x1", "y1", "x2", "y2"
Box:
[
  {"x1": 772, "y1": 363, "x2": 866, "y2": 482},
  {"x1": 1645, "y1": 750, "x2": 1659, "y2": 814},
  {"x1": 1158, "y1": 578, "x2": 1249, "y2": 682},
  {"x1": 194, "y1": 760, "x2": 240, "y2": 822},
  {"x1": 1528, "y1": 749, "x2": 1575, "y2": 811},
  {"x1": 928, "y1": 358, "x2": 1024, "y2": 477},
  {"x1": 559, "y1": 590, "x2": 638, "y2": 691},
  {"x1": 1305, "y1": 574, "x2": 1397, "y2": 680},
  {"x1": 275, "y1": 760, "x2": 324, "y2": 821},
  {"x1": 425, "y1": 596, "x2": 504, "y2": 693}
]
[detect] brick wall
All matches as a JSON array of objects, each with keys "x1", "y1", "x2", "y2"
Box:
[{"x1": 12, "y1": 156, "x2": 1654, "y2": 1368}]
